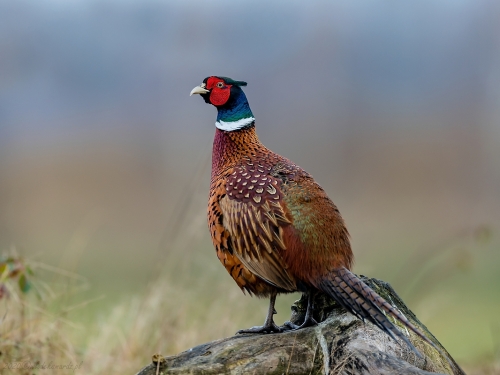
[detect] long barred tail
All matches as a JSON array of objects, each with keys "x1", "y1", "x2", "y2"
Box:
[{"x1": 317, "y1": 267, "x2": 441, "y2": 358}]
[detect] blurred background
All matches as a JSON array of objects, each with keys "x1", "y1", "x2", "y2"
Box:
[{"x1": 1, "y1": 0, "x2": 499, "y2": 372}]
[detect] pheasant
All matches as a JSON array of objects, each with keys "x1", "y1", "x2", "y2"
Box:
[{"x1": 190, "y1": 76, "x2": 441, "y2": 356}]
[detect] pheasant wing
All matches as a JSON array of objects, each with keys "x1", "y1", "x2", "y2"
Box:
[{"x1": 219, "y1": 165, "x2": 296, "y2": 291}]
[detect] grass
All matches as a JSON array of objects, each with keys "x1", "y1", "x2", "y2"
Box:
[
  {"x1": 0, "y1": 224, "x2": 498, "y2": 374},
  {"x1": 0, "y1": 243, "x2": 298, "y2": 374}
]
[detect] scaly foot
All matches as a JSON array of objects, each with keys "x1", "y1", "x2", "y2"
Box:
[
  {"x1": 236, "y1": 293, "x2": 282, "y2": 334},
  {"x1": 281, "y1": 291, "x2": 318, "y2": 331},
  {"x1": 237, "y1": 321, "x2": 283, "y2": 334},
  {"x1": 281, "y1": 315, "x2": 318, "y2": 331}
]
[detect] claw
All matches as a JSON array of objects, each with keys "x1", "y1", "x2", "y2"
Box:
[
  {"x1": 280, "y1": 321, "x2": 299, "y2": 331},
  {"x1": 280, "y1": 315, "x2": 318, "y2": 331},
  {"x1": 237, "y1": 322, "x2": 282, "y2": 334}
]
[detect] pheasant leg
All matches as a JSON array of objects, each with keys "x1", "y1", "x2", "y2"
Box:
[
  {"x1": 237, "y1": 293, "x2": 282, "y2": 334},
  {"x1": 282, "y1": 291, "x2": 318, "y2": 330}
]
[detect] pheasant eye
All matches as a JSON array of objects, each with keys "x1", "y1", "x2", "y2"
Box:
[{"x1": 216, "y1": 82, "x2": 224, "y2": 88}]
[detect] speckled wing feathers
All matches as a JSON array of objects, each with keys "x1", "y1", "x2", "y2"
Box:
[
  {"x1": 208, "y1": 180, "x2": 274, "y2": 296},
  {"x1": 220, "y1": 163, "x2": 297, "y2": 291}
]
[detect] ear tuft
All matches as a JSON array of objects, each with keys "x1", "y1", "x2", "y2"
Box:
[{"x1": 218, "y1": 76, "x2": 247, "y2": 87}]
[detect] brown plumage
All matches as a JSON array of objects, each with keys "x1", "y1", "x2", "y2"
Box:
[{"x1": 191, "y1": 76, "x2": 445, "y2": 357}]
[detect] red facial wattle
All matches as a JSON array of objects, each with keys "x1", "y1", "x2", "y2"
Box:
[{"x1": 206, "y1": 77, "x2": 232, "y2": 106}]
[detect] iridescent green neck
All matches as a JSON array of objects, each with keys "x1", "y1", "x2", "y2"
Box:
[{"x1": 216, "y1": 89, "x2": 254, "y2": 131}]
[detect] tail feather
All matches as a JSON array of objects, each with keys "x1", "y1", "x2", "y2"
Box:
[
  {"x1": 332, "y1": 274, "x2": 403, "y2": 344},
  {"x1": 318, "y1": 268, "x2": 442, "y2": 359}
]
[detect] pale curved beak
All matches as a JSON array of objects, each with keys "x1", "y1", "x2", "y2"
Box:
[{"x1": 190, "y1": 84, "x2": 210, "y2": 96}]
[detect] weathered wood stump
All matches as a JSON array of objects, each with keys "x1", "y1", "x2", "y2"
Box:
[{"x1": 135, "y1": 276, "x2": 465, "y2": 375}]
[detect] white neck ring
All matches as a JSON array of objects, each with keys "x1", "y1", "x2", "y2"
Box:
[{"x1": 215, "y1": 117, "x2": 255, "y2": 131}]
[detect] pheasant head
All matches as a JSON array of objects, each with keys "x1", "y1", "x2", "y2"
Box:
[{"x1": 190, "y1": 76, "x2": 255, "y2": 131}]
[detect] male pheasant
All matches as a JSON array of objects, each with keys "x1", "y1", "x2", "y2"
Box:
[{"x1": 190, "y1": 76, "x2": 439, "y2": 356}]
